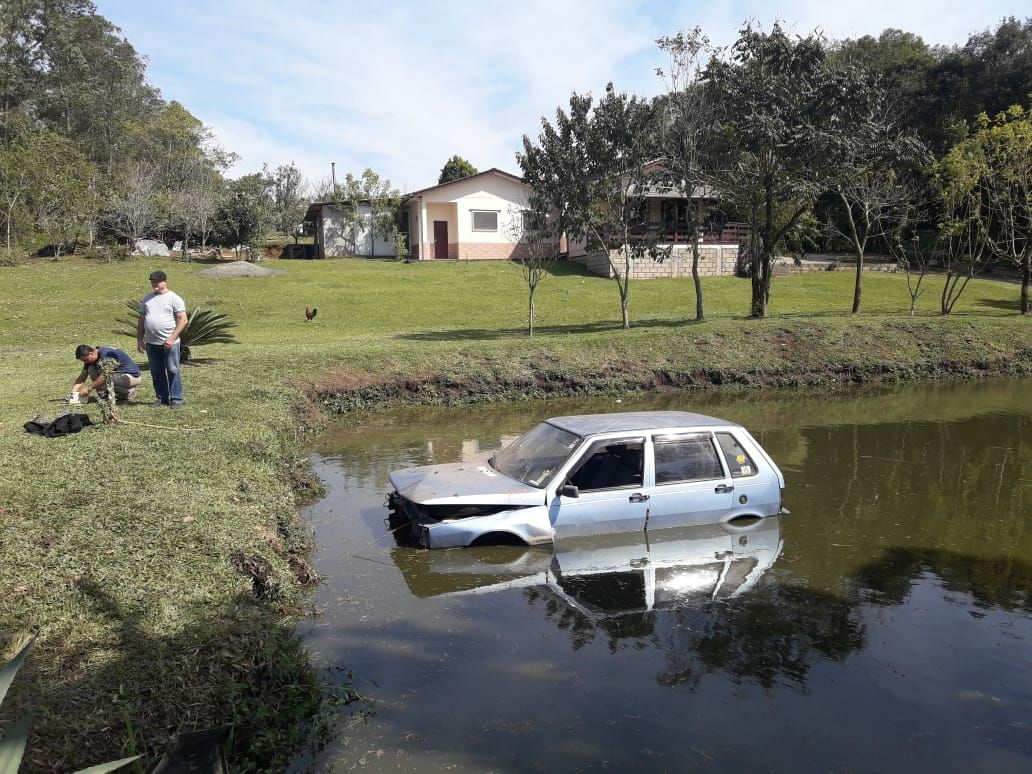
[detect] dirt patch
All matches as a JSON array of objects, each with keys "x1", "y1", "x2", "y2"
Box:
[{"x1": 198, "y1": 261, "x2": 285, "y2": 278}]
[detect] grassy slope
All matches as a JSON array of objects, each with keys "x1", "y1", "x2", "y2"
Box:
[{"x1": 0, "y1": 256, "x2": 1029, "y2": 769}]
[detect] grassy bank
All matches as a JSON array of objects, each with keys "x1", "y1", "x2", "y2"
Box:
[{"x1": 1, "y1": 255, "x2": 1029, "y2": 769}]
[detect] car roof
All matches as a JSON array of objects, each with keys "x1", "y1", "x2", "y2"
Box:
[{"x1": 547, "y1": 410, "x2": 740, "y2": 437}]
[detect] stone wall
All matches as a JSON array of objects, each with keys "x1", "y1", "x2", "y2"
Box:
[{"x1": 572, "y1": 244, "x2": 741, "y2": 279}]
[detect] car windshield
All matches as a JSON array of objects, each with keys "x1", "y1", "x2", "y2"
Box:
[{"x1": 491, "y1": 422, "x2": 581, "y2": 488}]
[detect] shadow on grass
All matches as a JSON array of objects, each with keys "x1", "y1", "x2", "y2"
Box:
[
  {"x1": 11, "y1": 576, "x2": 348, "y2": 771},
  {"x1": 394, "y1": 317, "x2": 700, "y2": 341},
  {"x1": 976, "y1": 298, "x2": 1022, "y2": 312}
]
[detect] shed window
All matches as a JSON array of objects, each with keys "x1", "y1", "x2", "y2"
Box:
[{"x1": 472, "y1": 210, "x2": 498, "y2": 231}]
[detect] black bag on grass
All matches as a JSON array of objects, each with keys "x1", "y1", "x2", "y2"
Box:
[{"x1": 24, "y1": 413, "x2": 93, "y2": 437}]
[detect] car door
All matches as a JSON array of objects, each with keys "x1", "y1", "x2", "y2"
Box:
[
  {"x1": 549, "y1": 437, "x2": 649, "y2": 538},
  {"x1": 646, "y1": 432, "x2": 736, "y2": 529}
]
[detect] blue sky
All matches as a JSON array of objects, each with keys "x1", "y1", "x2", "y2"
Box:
[{"x1": 94, "y1": 0, "x2": 1029, "y2": 194}]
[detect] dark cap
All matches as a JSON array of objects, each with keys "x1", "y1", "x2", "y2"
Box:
[{"x1": 149, "y1": 270, "x2": 167, "y2": 282}]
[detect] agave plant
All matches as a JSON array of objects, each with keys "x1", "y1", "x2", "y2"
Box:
[
  {"x1": 117, "y1": 301, "x2": 238, "y2": 363},
  {"x1": 1, "y1": 635, "x2": 140, "y2": 773}
]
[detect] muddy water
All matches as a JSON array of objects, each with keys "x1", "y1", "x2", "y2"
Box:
[{"x1": 295, "y1": 379, "x2": 1031, "y2": 773}]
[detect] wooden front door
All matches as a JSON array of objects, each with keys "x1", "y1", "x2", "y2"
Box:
[{"x1": 433, "y1": 221, "x2": 449, "y2": 259}]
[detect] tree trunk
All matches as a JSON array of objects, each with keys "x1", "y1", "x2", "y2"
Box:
[
  {"x1": 691, "y1": 238, "x2": 704, "y2": 320},
  {"x1": 528, "y1": 285, "x2": 536, "y2": 337},
  {"x1": 1022, "y1": 252, "x2": 1030, "y2": 315},
  {"x1": 852, "y1": 247, "x2": 864, "y2": 314}
]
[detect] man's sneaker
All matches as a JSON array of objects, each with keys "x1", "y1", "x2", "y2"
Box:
[
  {"x1": 169, "y1": 402, "x2": 184, "y2": 409},
  {"x1": 153, "y1": 399, "x2": 168, "y2": 406}
]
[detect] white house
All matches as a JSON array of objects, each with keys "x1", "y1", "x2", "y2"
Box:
[
  {"x1": 404, "y1": 169, "x2": 533, "y2": 260},
  {"x1": 303, "y1": 200, "x2": 396, "y2": 259}
]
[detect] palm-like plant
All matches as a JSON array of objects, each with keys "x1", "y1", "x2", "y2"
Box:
[{"x1": 117, "y1": 301, "x2": 238, "y2": 362}]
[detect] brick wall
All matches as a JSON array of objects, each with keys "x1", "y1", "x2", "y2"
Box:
[{"x1": 417, "y1": 241, "x2": 526, "y2": 260}]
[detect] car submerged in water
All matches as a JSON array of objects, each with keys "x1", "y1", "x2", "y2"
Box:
[{"x1": 387, "y1": 410, "x2": 788, "y2": 549}]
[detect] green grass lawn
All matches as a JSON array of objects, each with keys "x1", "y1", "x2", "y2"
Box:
[{"x1": 0, "y1": 255, "x2": 1029, "y2": 770}]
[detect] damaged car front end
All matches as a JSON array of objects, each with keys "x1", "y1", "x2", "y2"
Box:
[{"x1": 387, "y1": 421, "x2": 582, "y2": 548}]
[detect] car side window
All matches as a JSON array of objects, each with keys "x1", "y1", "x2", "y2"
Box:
[
  {"x1": 654, "y1": 433, "x2": 724, "y2": 484},
  {"x1": 567, "y1": 439, "x2": 644, "y2": 492},
  {"x1": 716, "y1": 432, "x2": 758, "y2": 478}
]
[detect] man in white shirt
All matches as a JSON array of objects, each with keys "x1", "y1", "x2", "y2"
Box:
[{"x1": 137, "y1": 270, "x2": 188, "y2": 407}]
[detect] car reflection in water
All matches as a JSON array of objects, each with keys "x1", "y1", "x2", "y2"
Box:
[{"x1": 390, "y1": 515, "x2": 783, "y2": 615}]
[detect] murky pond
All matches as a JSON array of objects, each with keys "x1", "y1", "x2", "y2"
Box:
[{"x1": 295, "y1": 379, "x2": 1031, "y2": 772}]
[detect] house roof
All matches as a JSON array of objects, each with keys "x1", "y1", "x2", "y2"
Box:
[{"x1": 404, "y1": 168, "x2": 525, "y2": 199}]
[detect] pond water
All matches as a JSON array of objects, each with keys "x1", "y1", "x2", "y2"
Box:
[{"x1": 294, "y1": 379, "x2": 1031, "y2": 773}]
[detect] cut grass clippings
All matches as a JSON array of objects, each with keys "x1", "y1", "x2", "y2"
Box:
[{"x1": 0, "y1": 255, "x2": 1030, "y2": 770}]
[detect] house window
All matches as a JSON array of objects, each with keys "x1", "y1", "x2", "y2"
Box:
[{"x1": 472, "y1": 210, "x2": 498, "y2": 231}]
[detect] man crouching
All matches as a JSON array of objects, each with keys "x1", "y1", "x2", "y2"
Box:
[{"x1": 71, "y1": 344, "x2": 142, "y2": 403}]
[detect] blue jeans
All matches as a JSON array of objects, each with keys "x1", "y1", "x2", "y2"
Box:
[{"x1": 146, "y1": 342, "x2": 183, "y2": 405}]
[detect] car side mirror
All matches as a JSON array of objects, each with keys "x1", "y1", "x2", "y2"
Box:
[{"x1": 560, "y1": 484, "x2": 579, "y2": 498}]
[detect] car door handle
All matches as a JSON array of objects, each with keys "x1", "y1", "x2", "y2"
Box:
[
  {"x1": 714, "y1": 484, "x2": 734, "y2": 494},
  {"x1": 629, "y1": 493, "x2": 650, "y2": 503}
]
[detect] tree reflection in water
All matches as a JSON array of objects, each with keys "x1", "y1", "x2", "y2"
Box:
[{"x1": 526, "y1": 545, "x2": 1032, "y2": 692}]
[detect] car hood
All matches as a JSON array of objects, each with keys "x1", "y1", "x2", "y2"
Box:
[{"x1": 389, "y1": 461, "x2": 545, "y2": 506}]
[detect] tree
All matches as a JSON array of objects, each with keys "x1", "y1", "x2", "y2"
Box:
[
  {"x1": 969, "y1": 106, "x2": 1032, "y2": 314},
  {"x1": 267, "y1": 162, "x2": 308, "y2": 243},
  {"x1": 705, "y1": 23, "x2": 882, "y2": 317},
  {"x1": 335, "y1": 168, "x2": 400, "y2": 257},
  {"x1": 438, "y1": 155, "x2": 477, "y2": 184},
  {"x1": 936, "y1": 106, "x2": 1032, "y2": 315},
  {"x1": 106, "y1": 161, "x2": 158, "y2": 247},
  {"x1": 519, "y1": 84, "x2": 666, "y2": 329},
  {"x1": 182, "y1": 166, "x2": 224, "y2": 254},
  {"x1": 32, "y1": 134, "x2": 98, "y2": 255},
  {"x1": 830, "y1": 29, "x2": 939, "y2": 144},
  {"x1": 216, "y1": 172, "x2": 271, "y2": 259},
  {"x1": 657, "y1": 27, "x2": 718, "y2": 321},
  {"x1": 823, "y1": 85, "x2": 930, "y2": 314},
  {"x1": 0, "y1": 117, "x2": 42, "y2": 251},
  {"x1": 506, "y1": 205, "x2": 560, "y2": 337}
]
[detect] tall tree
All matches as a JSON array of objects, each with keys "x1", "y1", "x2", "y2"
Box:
[
  {"x1": 0, "y1": 117, "x2": 40, "y2": 250},
  {"x1": 216, "y1": 172, "x2": 271, "y2": 258},
  {"x1": 438, "y1": 155, "x2": 477, "y2": 184},
  {"x1": 32, "y1": 134, "x2": 97, "y2": 255},
  {"x1": 106, "y1": 161, "x2": 158, "y2": 247},
  {"x1": 945, "y1": 106, "x2": 1032, "y2": 314},
  {"x1": 822, "y1": 76, "x2": 930, "y2": 313},
  {"x1": 657, "y1": 27, "x2": 718, "y2": 321},
  {"x1": 705, "y1": 23, "x2": 880, "y2": 317},
  {"x1": 519, "y1": 84, "x2": 665, "y2": 329},
  {"x1": 267, "y1": 161, "x2": 308, "y2": 243}
]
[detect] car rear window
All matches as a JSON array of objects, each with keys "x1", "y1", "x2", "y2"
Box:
[
  {"x1": 716, "y1": 432, "x2": 758, "y2": 478},
  {"x1": 654, "y1": 433, "x2": 724, "y2": 484}
]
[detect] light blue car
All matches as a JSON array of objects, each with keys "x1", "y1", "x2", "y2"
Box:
[{"x1": 387, "y1": 411, "x2": 788, "y2": 549}]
